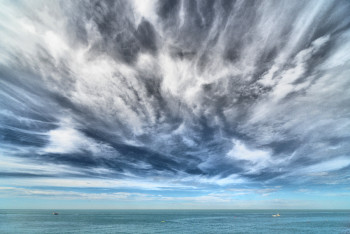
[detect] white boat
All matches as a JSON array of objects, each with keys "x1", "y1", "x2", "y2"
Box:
[{"x1": 272, "y1": 213, "x2": 280, "y2": 217}]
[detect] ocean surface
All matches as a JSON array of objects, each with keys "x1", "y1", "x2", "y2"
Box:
[{"x1": 1, "y1": 209, "x2": 350, "y2": 233}]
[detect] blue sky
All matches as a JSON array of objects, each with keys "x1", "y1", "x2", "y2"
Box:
[{"x1": 1, "y1": 0, "x2": 350, "y2": 209}]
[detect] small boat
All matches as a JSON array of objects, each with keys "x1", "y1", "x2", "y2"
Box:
[
  {"x1": 53, "y1": 212, "x2": 59, "y2": 215},
  {"x1": 272, "y1": 213, "x2": 280, "y2": 217}
]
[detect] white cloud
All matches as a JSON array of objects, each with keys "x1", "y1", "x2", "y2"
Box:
[
  {"x1": 42, "y1": 126, "x2": 113, "y2": 156},
  {"x1": 191, "y1": 174, "x2": 247, "y2": 186},
  {"x1": 259, "y1": 35, "x2": 330, "y2": 103},
  {"x1": 227, "y1": 187, "x2": 280, "y2": 197},
  {"x1": 43, "y1": 127, "x2": 87, "y2": 154},
  {"x1": 40, "y1": 117, "x2": 115, "y2": 156},
  {"x1": 0, "y1": 0, "x2": 350, "y2": 194},
  {"x1": 302, "y1": 157, "x2": 350, "y2": 174},
  {"x1": 0, "y1": 186, "x2": 157, "y2": 200},
  {"x1": 43, "y1": 31, "x2": 69, "y2": 59},
  {"x1": 0, "y1": 153, "x2": 85, "y2": 177},
  {"x1": 227, "y1": 140, "x2": 270, "y2": 163},
  {"x1": 227, "y1": 139, "x2": 273, "y2": 174},
  {"x1": 131, "y1": 0, "x2": 157, "y2": 25}
]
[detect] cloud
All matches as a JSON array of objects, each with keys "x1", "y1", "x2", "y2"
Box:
[
  {"x1": 227, "y1": 139, "x2": 274, "y2": 174},
  {"x1": 43, "y1": 127, "x2": 91, "y2": 154},
  {"x1": 0, "y1": 186, "x2": 157, "y2": 201},
  {"x1": 41, "y1": 119, "x2": 114, "y2": 156},
  {"x1": 0, "y1": 186, "x2": 278, "y2": 205},
  {"x1": 0, "y1": 0, "x2": 350, "y2": 202},
  {"x1": 302, "y1": 157, "x2": 350, "y2": 174}
]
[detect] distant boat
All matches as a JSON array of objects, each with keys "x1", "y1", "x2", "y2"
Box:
[
  {"x1": 53, "y1": 212, "x2": 59, "y2": 215},
  {"x1": 272, "y1": 213, "x2": 280, "y2": 217}
]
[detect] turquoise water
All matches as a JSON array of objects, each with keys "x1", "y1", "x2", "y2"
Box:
[{"x1": 1, "y1": 210, "x2": 350, "y2": 233}]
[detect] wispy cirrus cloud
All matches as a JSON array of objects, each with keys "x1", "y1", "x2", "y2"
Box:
[{"x1": 0, "y1": 0, "x2": 350, "y2": 207}]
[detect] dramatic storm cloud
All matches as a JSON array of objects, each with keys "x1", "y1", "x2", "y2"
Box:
[{"x1": 1, "y1": 0, "x2": 350, "y2": 208}]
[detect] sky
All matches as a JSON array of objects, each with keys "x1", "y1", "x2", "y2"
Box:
[{"x1": 0, "y1": 0, "x2": 350, "y2": 209}]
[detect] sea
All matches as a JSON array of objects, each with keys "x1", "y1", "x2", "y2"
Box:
[{"x1": 1, "y1": 209, "x2": 350, "y2": 233}]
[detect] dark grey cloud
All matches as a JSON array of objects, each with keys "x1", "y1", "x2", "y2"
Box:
[{"x1": 0, "y1": 0, "x2": 350, "y2": 188}]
